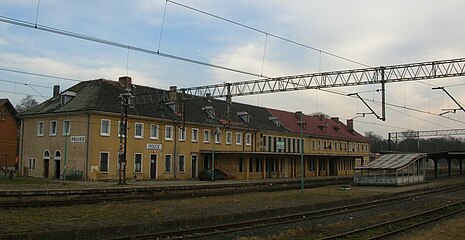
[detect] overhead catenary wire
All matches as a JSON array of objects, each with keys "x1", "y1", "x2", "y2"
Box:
[
  {"x1": 0, "y1": 15, "x2": 268, "y2": 79},
  {"x1": 166, "y1": 0, "x2": 371, "y2": 68}
]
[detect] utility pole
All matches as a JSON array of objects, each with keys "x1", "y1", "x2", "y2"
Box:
[{"x1": 118, "y1": 92, "x2": 132, "y2": 185}]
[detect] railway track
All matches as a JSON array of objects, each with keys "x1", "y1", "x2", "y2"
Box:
[
  {"x1": 109, "y1": 184, "x2": 465, "y2": 240},
  {"x1": 321, "y1": 199, "x2": 465, "y2": 239}
]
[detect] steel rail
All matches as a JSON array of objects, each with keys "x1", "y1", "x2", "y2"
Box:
[
  {"x1": 321, "y1": 199, "x2": 465, "y2": 240},
  {"x1": 110, "y1": 184, "x2": 465, "y2": 240}
]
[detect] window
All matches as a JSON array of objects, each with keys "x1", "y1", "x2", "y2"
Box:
[
  {"x1": 150, "y1": 124, "x2": 159, "y2": 140},
  {"x1": 215, "y1": 131, "x2": 221, "y2": 144},
  {"x1": 192, "y1": 128, "x2": 199, "y2": 142},
  {"x1": 179, "y1": 127, "x2": 186, "y2": 141},
  {"x1": 28, "y1": 158, "x2": 36, "y2": 170},
  {"x1": 165, "y1": 125, "x2": 173, "y2": 140},
  {"x1": 245, "y1": 133, "x2": 252, "y2": 146},
  {"x1": 50, "y1": 120, "x2": 57, "y2": 136},
  {"x1": 226, "y1": 132, "x2": 232, "y2": 145},
  {"x1": 134, "y1": 153, "x2": 142, "y2": 173},
  {"x1": 37, "y1": 121, "x2": 44, "y2": 136},
  {"x1": 63, "y1": 120, "x2": 71, "y2": 136},
  {"x1": 100, "y1": 119, "x2": 111, "y2": 136},
  {"x1": 204, "y1": 129, "x2": 210, "y2": 143},
  {"x1": 178, "y1": 155, "x2": 185, "y2": 172},
  {"x1": 236, "y1": 132, "x2": 243, "y2": 145},
  {"x1": 164, "y1": 154, "x2": 172, "y2": 172},
  {"x1": 118, "y1": 121, "x2": 126, "y2": 137},
  {"x1": 0, "y1": 110, "x2": 6, "y2": 121},
  {"x1": 100, "y1": 152, "x2": 109, "y2": 173},
  {"x1": 135, "y1": 123, "x2": 144, "y2": 138}
]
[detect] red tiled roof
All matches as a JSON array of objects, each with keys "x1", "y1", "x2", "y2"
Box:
[{"x1": 267, "y1": 108, "x2": 366, "y2": 141}]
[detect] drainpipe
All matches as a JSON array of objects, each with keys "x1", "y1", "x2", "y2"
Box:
[
  {"x1": 19, "y1": 119, "x2": 24, "y2": 176},
  {"x1": 173, "y1": 123, "x2": 177, "y2": 178},
  {"x1": 85, "y1": 112, "x2": 90, "y2": 181}
]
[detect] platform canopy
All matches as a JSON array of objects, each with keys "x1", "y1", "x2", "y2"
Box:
[{"x1": 356, "y1": 153, "x2": 427, "y2": 170}]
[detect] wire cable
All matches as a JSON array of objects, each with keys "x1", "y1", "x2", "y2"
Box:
[
  {"x1": 0, "y1": 15, "x2": 268, "y2": 78},
  {"x1": 167, "y1": 0, "x2": 371, "y2": 68}
]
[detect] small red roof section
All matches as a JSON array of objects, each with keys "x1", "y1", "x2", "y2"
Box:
[{"x1": 267, "y1": 108, "x2": 366, "y2": 141}]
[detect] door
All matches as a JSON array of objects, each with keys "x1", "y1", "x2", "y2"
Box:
[
  {"x1": 44, "y1": 159, "x2": 49, "y2": 178},
  {"x1": 191, "y1": 155, "x2": 198, "y2": 179},
  {"x1": 150, "y1": 154, "x2": 157, "y2": 180},
  {"x1": 329, "y1": 159, "x2": 337, "y2": 176},
  {"x1": 55, "y1": 160, "x2": 61, "y2": 179}
]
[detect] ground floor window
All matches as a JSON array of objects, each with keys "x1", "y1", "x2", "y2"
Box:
[
  {"x1": 100, "y1": 152, "x2": 109, "y2": 173},
  {"x1": 165, "y1": 154, "x2": 172, "y2": 172},
  {"x1": 178, "y1": 155, "x2": 185, "y2": 172},
  {"x1": 134, "y1": 153, "x2": 142, "y2": 173},
  {"x1": 239, "y1": 158, "x2": 243, "y2": 172},
  {"x1": 28, "y1": 158, "x2": 36, "y2": 170}
]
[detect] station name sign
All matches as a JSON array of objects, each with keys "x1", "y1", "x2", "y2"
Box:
[
  {"x1": 147, "y1": 143, "x2": 162, "y2": 150},
  {"x1": 70, "y1": 136, "x2": 86, "y2": 143}
]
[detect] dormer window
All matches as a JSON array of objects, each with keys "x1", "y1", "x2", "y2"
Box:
[
  {"x1": 60, "y1": 91, "x2": 76, "y2": 105},
  {"x1": 237, "y1": 111, "x2": 251, "y2": 123},
  {"x1": 202, "y1": 106, "x2": 215, "y2": 118},
  {"x1": 269, "y1": 116, "x2": 280, "y2": 127},
  {"x1": 298, "y1": 121, "x2": 307, "y2": 130},
  {"x1": 166, "y1": 102, "x2": 176, "y2": 112}
]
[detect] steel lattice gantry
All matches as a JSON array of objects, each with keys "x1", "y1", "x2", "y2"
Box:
[
  {"x1": 181, "y1": 58, "x2": 465, "y2": 98},
  {"x1": 389, "y1": 129, "x2": 465, "y2": 140},
  {"x1": 180, "y1": 58, "x2": 465, "y2": 122}
]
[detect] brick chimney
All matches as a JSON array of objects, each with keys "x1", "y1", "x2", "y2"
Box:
[
  {"x1": 347, "y1": 119, "x2": 354, "y2": 132},
  {"x1": 169, "y1": 86, "x2": 177, "y2": 102},
  {"x1": 53, "y1": 85, "x2": 60, "y2": 98},
  {"x1": 119, "y1": 76, "x2": 132, "y2": 90}
]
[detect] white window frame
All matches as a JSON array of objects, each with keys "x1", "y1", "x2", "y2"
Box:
[
  {"x1": 179, "y1": 127, "x2": 186, "y2": 141},
  {"x1": 204, "y1": 129, "x2": 211, "y2": 143},
  {"x1": 37, "y1": 121, "x2": 44, "y2": 136},
  {"x1": 62, "y1": 119, "x2": 71, "y2": 136},
  {"x1": 135, "y1": 122, "x2": 144, "y2": 139},
  {"x1": 49, "y1": 120, "x2": 57, "y2": 136},
  {"x1": 178, "y1": 154, "x2": 185, "y2": 172},
  {"x1": 226, "y1": 131, "x2": 232, "y2": 145},
  {"x1": 165, "y1": 125, "x2": 173, "y2": 140},
  {"x1": 100, "y1": 119, "x2": 111, "y2": 136},
  {"x1": 28, "y1": 158, "x2": 36, "y2": 170},
  {"x1": 150, "y1": 124, "x2": 159, "y2": 140},
  {"x1": 134, "y1": 153, "x2": 143, "y2": 173},
  {"x1": 236, "y1": 132, "x2": 243, "y2": 145},
  {"x1": 164, "y1": 154, "x2": 172, "y2": 172},
  {"x1": 192, "y1": 128, "x2": 199, "y2": 142},
  {"x1": 245, "y1": 133, "x2": 252, "y2": 146},
  {"x1": 99, "y1": 151, "x2": 109, "y2": 173}
]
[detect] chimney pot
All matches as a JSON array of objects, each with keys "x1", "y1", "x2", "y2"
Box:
[
  {"x1": 53, "y1": 85, "x2": 60, "y2": 98},
  {"x1": 119, "y1": 76, "x2": 132, "y2": 90}
]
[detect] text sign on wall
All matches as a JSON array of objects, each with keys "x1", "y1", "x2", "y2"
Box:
[
  {"x1": 147, "y1": 143, "x2": 162, "y2": 151},
  {"x1": 276, "y1": 141, "x2": 285, "y2": 150},
  {"x1": 70, "y1": 136, "x2": 85, "y2": 143}
]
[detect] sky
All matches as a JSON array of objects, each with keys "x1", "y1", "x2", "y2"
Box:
[{"x1": 1, "y1": 0, "x2": 465, "y2": 139}]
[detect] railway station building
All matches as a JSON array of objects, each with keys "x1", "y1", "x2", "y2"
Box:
[{"x1": 18, "y1": 77, "x2": 370, "y2": 181}]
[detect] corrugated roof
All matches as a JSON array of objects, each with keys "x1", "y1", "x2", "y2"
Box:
[{"x1": 356, "y1": 153, "x2": 427, "y2": 170}]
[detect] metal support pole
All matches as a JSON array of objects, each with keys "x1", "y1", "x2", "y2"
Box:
[
  {"x1": 297, "y1": 111, "x2": 304, "y2": 194},
  {"x1": 63, "y1": 112, "x2": 69, "y2": 184},
  {"x1": 380, "y1": 67, "x2": 386, "y2": 121}
]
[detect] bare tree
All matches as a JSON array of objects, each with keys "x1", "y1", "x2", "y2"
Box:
[{"x1": 15, "y1": 95, "x2": 39, "y2": 113}]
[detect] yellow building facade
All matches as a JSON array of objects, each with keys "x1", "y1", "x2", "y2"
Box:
[{"x1": 19, "y1": 78, "x2": 369, "y2": 181}]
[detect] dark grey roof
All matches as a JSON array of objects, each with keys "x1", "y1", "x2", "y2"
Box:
[{"x1": 19, "y1": 79, "x2": 289, "y2": 133}]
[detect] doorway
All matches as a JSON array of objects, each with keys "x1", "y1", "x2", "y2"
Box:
[
  {"x1": 44, "y1": 159, "x2": 49, "y2": 178},
  {"x1": 329, "y1": 159, "x2": 337, "y2": 176},
  {"x1": 191, "y1": 155, "x2": 198, "y2": 179},
  {"x1": 150, "y1": 154, "x2": 157, "y2": 180},
  {"x1": 55, "y1": 160, "x2": 61, "y2": 179}
]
